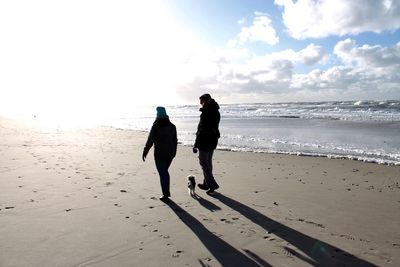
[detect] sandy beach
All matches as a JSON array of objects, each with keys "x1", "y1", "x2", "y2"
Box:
[{"x1": 0, "y1": 116, "x2": 399, "y2": 267}]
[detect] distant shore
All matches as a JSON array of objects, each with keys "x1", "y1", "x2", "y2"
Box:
[{"x1": 1, "y1": 117, "x2": 399, "y2": 266}]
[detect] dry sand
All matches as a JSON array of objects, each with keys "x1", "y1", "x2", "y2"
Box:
[{"x1": 1, "y1": 117, "x2": 399, "y2": 267}]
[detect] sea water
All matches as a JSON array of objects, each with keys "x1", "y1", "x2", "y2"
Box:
[{"x1": 109, "y1": 100, "x2": 400, "y2": 165}]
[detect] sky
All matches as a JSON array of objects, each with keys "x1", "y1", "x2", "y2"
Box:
[{"x1": 0, "y1": 0, "x2": 399, "y2": 119}]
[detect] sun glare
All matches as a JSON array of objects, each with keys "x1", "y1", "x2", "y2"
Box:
[{"x1": 0, "y1": 1, "x2": 204, "y2": 126}]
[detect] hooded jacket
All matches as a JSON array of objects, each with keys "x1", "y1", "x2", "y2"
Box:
[
  {"x1": 143, "y1": 118, "x2": 177, "y2": 160},
  {"x1": 194, "y1": 98, "x2": 220, "y2": 151}
]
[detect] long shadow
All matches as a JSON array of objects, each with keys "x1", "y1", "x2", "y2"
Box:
[
  {"x1": 212, "y1": 193, "x2": 377, "y2": 267},
  {"x1": 166, "y1": 200, "x2": 271, "y2": 267},
  {"x1": 191, "y1": 193, "x2": 221, "y2": 212}
]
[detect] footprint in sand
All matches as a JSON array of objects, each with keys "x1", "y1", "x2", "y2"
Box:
[
  {"x1": 281, "y1": 246, "x2": 296, "y2": 258},
  {"x1": 339, "y1": 234, "x2": 355, "y2": 240},
  {"x1": 172, "y1": 250, "x2": 183, "y2": 258}
]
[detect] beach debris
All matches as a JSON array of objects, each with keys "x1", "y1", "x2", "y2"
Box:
[
  {"x1": 120, "y1": 189, "x2": 127, "y2": 193},
  {"x1": 65, "y1": 209, "x2": 72, "y2": 212},
  {"x1": 5, "y1": 206, "x2": 15, "y2": 210},
  {"x1": 273, "y1": 202, "x2": 279, "y2": 205}
]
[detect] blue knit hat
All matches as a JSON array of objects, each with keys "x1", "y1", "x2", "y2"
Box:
[{"x1": 156, "y1": 106, "x2": 168, "y2": 119}]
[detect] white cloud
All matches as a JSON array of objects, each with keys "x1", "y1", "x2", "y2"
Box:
[
  {"x1": 334, "y1": 38, "x2": 400, "y2": 68},
  {"x1": 177, "y1": 43, "x2": 329, "y2": 101},
  {"x1": 230, "y1": 13, "x2": 279, "y2": 46},
  {"x1": 275, "y1": 0, "x2": 400, "y2": 39},
  {"x1": 292, "y1": 40, "x2": 400, "y2": 94},
  {"x1": 298, "y1": 43, "x2": 329, "y2": 65},
  {"x1": 177, "y1": 40, "x2": 400, "y2": 103}
]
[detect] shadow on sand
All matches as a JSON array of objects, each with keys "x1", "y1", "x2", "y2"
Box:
[
  {"x1": 191, "y1": 193, "x2": 221, "y2": 212},
  {"x1": 210, "y1": 193, "x2": 377, "y2": 267},
  {"x1": 166, "y1": 200, "x2": 271, "y2": 267}
]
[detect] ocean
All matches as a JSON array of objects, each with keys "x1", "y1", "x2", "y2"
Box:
[{"x1": 109, "y1": 100, "x2": 400, "y2": 165}]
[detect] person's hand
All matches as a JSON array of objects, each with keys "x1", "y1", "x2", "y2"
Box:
[{"x1": 192, "y1": 147, "x2": 198, "y2": 154}]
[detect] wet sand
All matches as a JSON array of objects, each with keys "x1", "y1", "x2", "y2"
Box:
[{"x1": 1, "y1": 117, "x2": 399, "y2": 266}]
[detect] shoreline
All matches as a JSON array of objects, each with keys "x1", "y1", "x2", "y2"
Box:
[
  {"x1": 1, "y1": 117, "x2": 399, "y2": 266},
  {"x1": 116, "y1": 126, "x2": 400, "y2": 166}
]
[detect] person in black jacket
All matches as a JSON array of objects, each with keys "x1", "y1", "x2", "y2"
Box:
[
  {"x1": 142, "y1": 106, "x2": 177, "y2": 202},
  {"x1": 193, "y1": 93, "x2": 220, "y2": 194}
]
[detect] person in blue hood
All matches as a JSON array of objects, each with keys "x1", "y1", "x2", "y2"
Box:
[{"x1": 143, "y1": 106, "x2": 177, "y2": 202}]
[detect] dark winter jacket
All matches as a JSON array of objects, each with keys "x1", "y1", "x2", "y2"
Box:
[
  {"x1": 194, "y1": 99, "x2": 220, "y2": 151},
  {"x1": 143, "y1": 118, "x2": 177, "y2": 160}
]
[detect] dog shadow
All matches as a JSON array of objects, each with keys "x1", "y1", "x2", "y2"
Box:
[
  {"x1": 191, "y1": 193, "x2": 221, "y2": 212},
  {"x1": 166, "y1": 200, "x2": 271, "y2": 267},
  {"x1": 210, "y1": 193, "x2": 378, "y2": 267}
]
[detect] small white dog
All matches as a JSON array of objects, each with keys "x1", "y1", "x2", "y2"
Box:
[{"x1": 187, "y1": 175, "x2": 196, "y2": 196}]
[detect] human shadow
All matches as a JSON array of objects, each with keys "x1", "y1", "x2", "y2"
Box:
[
  {"x1": 166, "y1": 200, "x2": 271, "y2": 267},
  {"x1": 211, "y1": 193, "x2": 377, "y2": 267},
  {"x1": 191, "y1": 193, "x2": 221, "y2": 212}
]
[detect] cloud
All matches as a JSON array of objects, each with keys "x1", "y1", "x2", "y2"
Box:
[
  {"x1": 275, "y1": 0, "x2": 400, "y2": 39},
  {"x1": 177, "y1": 40, "x2": 400, "y2": 102},
  {"x1": 292, "y1": 39, "x2": 400, "y2": 93},
  {"x1": 298, "y1": 43, "x2": 329, "y2": 65},
  {"x1": 177, "y1": 43, "x2": 328, "y2": 101},
  {"x1": 229, "y1": 13, "x2": 279, "y2": 46},
  {"x1": 334, "y1": 38, "x2": 400, "y2": 68}
]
